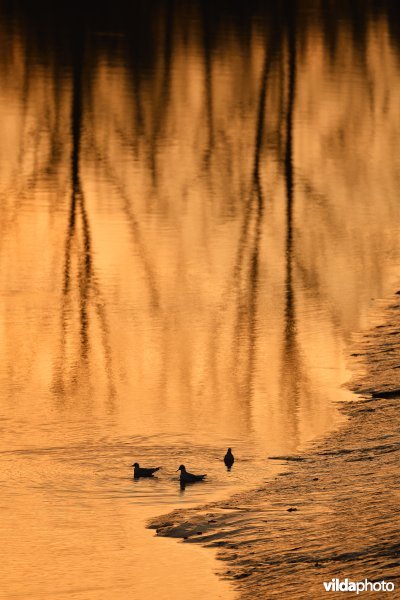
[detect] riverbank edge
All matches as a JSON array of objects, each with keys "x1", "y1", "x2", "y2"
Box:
[{"x1": 148, "y1": 293, "x2": 400, "y2": 598}]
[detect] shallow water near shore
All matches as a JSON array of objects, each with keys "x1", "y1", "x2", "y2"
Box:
[
  {"x1": 151, "y1": 294, "x2": 400, "y2": 598},
  {"x1": 2, "y1": 1, "x2": 400, "y2": 598}
]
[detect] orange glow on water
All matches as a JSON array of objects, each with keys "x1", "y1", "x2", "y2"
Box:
[{"x1": 1, "y1": 5, "x2": 400, "y2": 599}]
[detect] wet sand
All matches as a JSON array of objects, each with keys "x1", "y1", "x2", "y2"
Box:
[{"x1": 149, "y1": 294, "x2": 400, "y2": 598}]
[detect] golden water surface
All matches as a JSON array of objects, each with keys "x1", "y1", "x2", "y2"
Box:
[{"x1": 1, "y1": 2, "x2": 400, "y2": 599}]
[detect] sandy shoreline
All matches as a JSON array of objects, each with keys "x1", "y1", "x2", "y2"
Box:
[{"x1": 149, "y1": 294, "x2": 400, "y2": 598}]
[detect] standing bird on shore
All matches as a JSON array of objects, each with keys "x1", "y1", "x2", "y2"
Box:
[
  {"x1": 177, "y1": 465, "x2": 206, "y2": 483},
  {"x1": 224, "y1": 448, "x2": 234, "y2": 470},
  {"x1": 132, "y1": 462, "x2": 160, "y2": 478}
]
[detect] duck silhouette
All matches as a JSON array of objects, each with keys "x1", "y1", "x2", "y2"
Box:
[
  {"x1": 132, "y1": 462, "x2": 160, "y2": 478},
  {"x1": 224, "y1": 448, "x2": 234, "y2": 470},
  {"x1": 177, "y1": 464, "x2": 206, "y2": 483}
]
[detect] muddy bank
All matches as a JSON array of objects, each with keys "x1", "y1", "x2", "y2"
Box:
[{"x1": 149, "y1": 295, "x2": 400, "y2": 598}]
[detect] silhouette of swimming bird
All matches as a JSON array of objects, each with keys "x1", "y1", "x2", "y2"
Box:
[
  {"x1": 177, "y1": 465, "x2": 206, "y2": 483},
  {"x1": 132, "y1": 462, "x2": 160, "y2": 478},
  {"x1": 224, "y1": 448, "x2": 234, "y2": 469}
]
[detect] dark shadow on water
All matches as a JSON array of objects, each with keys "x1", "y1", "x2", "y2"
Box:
[
  {"x1": 179, "y1": 480, "x2": 207, "y2": 494},
  {"x1": 2, "y1": 0, "x2": 398, "y2": 418},
  {"x1": 3, "y1": 0, "x2": 400, "y2": 80},
  {"x1": 55, "y1": 27, "x2": 116, "y2": 404},
  {"x1": 279, "y1": 2, "x2": 310, "y2": 450},
  {"x1": 229, "y1": 22, "x2": 281, "y2": 408}
]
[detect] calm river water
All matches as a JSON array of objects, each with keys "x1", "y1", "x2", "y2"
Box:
[{"x1": 1, "y1": 2, "x2": 400, "y2": 599}]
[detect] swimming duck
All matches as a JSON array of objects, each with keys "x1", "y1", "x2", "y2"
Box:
[
  {"x1": 177, "y1": 464, "x2": 206, "y2": 483},
  {"x1": 224, "y1": 448, "x2": 234, "y2": 469},
  {"x1": 132, "y1": 462, "x2": 160, "y2": 478}
]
